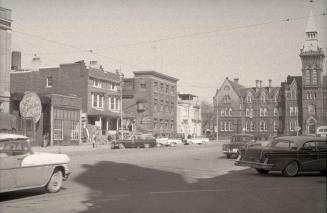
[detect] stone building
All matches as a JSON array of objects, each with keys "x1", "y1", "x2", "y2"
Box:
[
  {"x1": 213, "y1": 78, "x2": 281, "y2": 140},
  {"x1": 122, "y1": 71, "x2": 178, "y2": 136},
  {"x1": 177, "y1": 94, "x2": 201, "y2": 138},
  {"x1": 0, "y1": 6, "x2": 12, "y2": 113}
]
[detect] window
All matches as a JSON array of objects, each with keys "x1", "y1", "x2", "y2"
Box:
[
  {"x1": 46, "y1": 77, "x2": 53, "y2": 88},
  {"x1": 220, "y1": 121, "x2": 224, "y2": 131},
  {"x1": 246, "y1": 94, "x2": 252, "y2": 103},
  {"x1": 160, "y1": 83, "x2": 164, "y2": 92},
  {"x1": 290, "y1": 107, "x2": 293, "y2": 116},
  {"x1": 294, "y1": 106, "x2": 298, "y2": 116},
  {"x1": 305, "y1": 69, "x2": 310, "y2": 85},
  {"x1": 259, "y1": 108, "x2": 263, "y2": 117},
  {"x1": 263, "y1": 108, "x2": 267, "y2": 117},
  {"x1": 246, "y1": 108, "x2": 249, "y2": 117},
  {"x1": 93, "y1": 79, "x2": 102, "y2": 88},
  {"x1": 245, "y1": 121, "x2": 249, "y2": 132},
  {"x1": 171, "y1": 86, "x2": 175, "y2": 95},
  {"x1": 250, "y1": 108, "x2": 253, "y2": 118},
  {"x1": 274, "y1": 108, "x2": 278, "y2": 117},
  {"x1": 228, "y1": 122, "x2": 233, "y2": 131},
  {"x1": 154, "y1": 82, "x2": 158, "y2": 91},
  {"x1": 222, "y1": 95, "x2": 231, "y2": 103},
  {"x1": 109, "y1": 97, "x2": 120, "y2": 111},
  {"x1": 312, "y1": 70, "x2": 317, "y2": 85},
  {"x1": 273, "y1": 121, "x2": 278, "y2": 132},
  {"x1": 71, "y1": 120, "x2": 80, "y2": 140},
  {"x1": 92, "y1": 93, "x2": 104, "y2": 109},
  {"x1": 260, "y1": 93, "x2": 266, "y2": 103},
  {"x1": 250, "y1": 121, "x2": 255, "y2": 132},
  {"x1": 224, "y1": 122, "x2": 228, "y2": 132},
  {"x1": 229, "y1": 108, "x2": 232, "y2": 116},
  {"x1": 224, "y1": 85, "x2": 230, "y2": 91},
  {"x1": 166, "y1": 85, "x2": 169, "y2": 94},
  {"x1": 54, "y1": 119, "x2": 63, "y2": 140},
  {"x1": 140, "y1": 80, "x2": 146, "y2": 88},
  {"x1": 221, "y1": 110, "x2": 225, "y2": 117}
]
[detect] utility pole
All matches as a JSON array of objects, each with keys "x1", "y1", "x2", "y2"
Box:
[
  {"x1": 216, "y1": 99, "x2": 219, "y2": 141},
  {"x1": 119, "y1": 71, "x2": 124, "y2": 139}
]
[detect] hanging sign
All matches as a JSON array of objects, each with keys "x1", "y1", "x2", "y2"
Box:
[{"x1": 19, "y1": 92, "x2": 42, "y2": 123}]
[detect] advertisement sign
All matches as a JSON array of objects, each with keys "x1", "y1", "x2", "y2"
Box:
[{"x1": 19, "y1": 92, "x2": 42, "y2": 123}]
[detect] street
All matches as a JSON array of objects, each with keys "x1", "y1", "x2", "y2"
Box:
[{"x1": 0, "y1": 142, "x2": 326, "y2": 213}]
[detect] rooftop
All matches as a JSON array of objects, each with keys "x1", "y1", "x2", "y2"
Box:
[{"x1": 133, "y1": 71, "x2": 178, "y2": 83}]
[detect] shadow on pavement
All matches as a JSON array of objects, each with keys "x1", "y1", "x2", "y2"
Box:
[
  {"x1": 0, "y1": 187, "x2": 46, "y2": 202},
  {"x1": 74, "y1": 161, "x2": 326, "y2": 213}
]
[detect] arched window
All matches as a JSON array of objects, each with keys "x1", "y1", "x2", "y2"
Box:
[
  {"x1": 264, "y1": 108, "x2": 267, "y2": 117},
  {"x1": 305, "y1": 69, "x2": 310, "y2": 85},
  {"x1": 312, "y1": 70, "x2": 317, "y2": 85},
  {"x1": 247, "y1": 93, "x2": 252, "y2": 103},
  {"x1": 274, "y1": 108, "x2": 278, "y2": 116},
  {"x1": 229, "y1": 108, "x2": 232, "y2": 116}
]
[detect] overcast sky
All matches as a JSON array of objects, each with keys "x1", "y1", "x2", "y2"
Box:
[{"x1": 2, "y1": 0, "x2": 327, "y2": 102}]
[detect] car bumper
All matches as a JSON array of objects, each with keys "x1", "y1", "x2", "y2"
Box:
[
  {"x1": 234, "y1": 160, "x2": 273, "y2": 170},
  {"x1": 223, "y1": 150, "x2": 239, "y2": 154}
]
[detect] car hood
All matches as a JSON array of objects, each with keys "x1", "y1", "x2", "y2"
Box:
[{"x1": 21, "y1": 152, "x2": 70, "y2": 167}]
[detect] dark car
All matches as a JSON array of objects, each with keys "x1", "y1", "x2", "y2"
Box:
[
  {"x1": 235, "y1": 136, "x2": 327, "y2": 177},
  {"x1": 222, "y1": 134, "x2": 260, "y2": 158},
  {"x1": 111, "y1": 134, "x2": 157, "y2": 149}
]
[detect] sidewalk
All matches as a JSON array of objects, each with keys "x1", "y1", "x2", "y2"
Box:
[{"x1": 32, "y1": 143, "x2": 112, "y2": 154}]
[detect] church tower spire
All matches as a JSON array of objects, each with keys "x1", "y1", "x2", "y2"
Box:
[{"x1": 303, "y1": 11, "x2": 319, "y2": 52}]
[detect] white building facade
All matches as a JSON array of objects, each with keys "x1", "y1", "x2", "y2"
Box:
[
  {"x1": 0, "y1": 6, "x2": 12, "y2": 113},
  {"x1": 177, "y1": 94, "x2": 202, "y2": 138}
]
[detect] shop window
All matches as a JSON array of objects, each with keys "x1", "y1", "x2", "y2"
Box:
[{"x1": 53, "y1": 119, "x2": 63, "y2": 140}]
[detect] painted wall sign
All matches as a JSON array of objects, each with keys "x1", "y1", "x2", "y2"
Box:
[{"x1": 19, "y1": 92, "x2": 42, "y2": 123}]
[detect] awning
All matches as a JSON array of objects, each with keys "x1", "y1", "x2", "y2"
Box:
[
  {"x1": 0, "y1": 112, "x2": 17, "y2": 130},
  {"x1": 87, "y1": 109, "x2": 120, "y2": 118}
]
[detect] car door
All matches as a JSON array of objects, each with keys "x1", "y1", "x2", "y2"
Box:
[
  {"x1": 316, "y1": 141, "x2": 327, "y2": 171},
  {"x1": 300, "y1": 141, "x2": 320, "y2": 171},
  {"x1": 0, "y1": 141, "x2": 20, "y2": 192}
]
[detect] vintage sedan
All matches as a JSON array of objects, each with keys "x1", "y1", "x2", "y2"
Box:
[
  {"x1": 235, "y1": 136, "x2": 327, "y2": 177},
  {"x1": 0, "y1": 133, "x2": 71, "y2": 193},
  {"x1": 222, "y1": 134, "x2": 260, "y2": 158},
  {"x1": 111, "y1": 133, "x2": 157, "y2": 149}
]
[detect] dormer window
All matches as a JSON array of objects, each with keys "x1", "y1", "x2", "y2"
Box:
[
  {"x1": 46, "y1": 77, "x2": 53, "y2": 88},
  {"x1": 93, "y1": 79, "x2": 101, "y2": 88}
]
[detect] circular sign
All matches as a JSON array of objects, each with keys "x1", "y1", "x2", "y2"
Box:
[{"x1": 19, "y1": 92, "x2": 42, "y2": 123}]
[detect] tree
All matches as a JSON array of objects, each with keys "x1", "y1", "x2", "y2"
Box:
[{"x1": 201, "y1": 101, "x2": 215, "y2": 134}]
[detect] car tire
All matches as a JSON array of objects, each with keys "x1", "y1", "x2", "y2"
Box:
[
  {"x1": 282, "y1": 161, "x2": 299, "y2": 177},
  {"x1": 118, "y1": 144, "x2": 125, "y2": 149},
  {"x1": 46, "y1": 169, "x2": 63, "y2": 193},
  {"x1": 256, "y1": 169, "x2": 269, "y2": 175}
]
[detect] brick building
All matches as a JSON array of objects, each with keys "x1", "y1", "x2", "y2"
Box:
[
  {"x1": 177, "y1": 94, "x2": 202, "y2": 138},
  {"x1": 122, "y1": 71, "x2": 178, "y2": 136},
  {"x1": 213, "y1": 78, "x2": 282, "y2": 140},
  {"x1": 10, "y1": 60, "x2": 122, "y2": 145}
]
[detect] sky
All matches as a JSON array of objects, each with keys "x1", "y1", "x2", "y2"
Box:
[{"x1": 1, "y1": 0, "x2": 327, "y2": 102}]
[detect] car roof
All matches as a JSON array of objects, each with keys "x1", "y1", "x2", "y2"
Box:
[
  {"x1": 274, "y1": 136, "x2": 327, "y2": 146},
  {"x1": 0, "y1": 133, "x2": 28, "y2": 142}
]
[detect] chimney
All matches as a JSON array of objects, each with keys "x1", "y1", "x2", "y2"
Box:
[
  {"x1": 11, "y1": 51, "x2": 21, "y2": 71},
  {"x1": 268, "y1": 79, "x2": 272, "y2": 87},
  {"x1": 259, "y1": 80, "x2": 262, "y2": 88},
  {"x1": 31, "y1": 54, "x2": 41, "y2": 71},
  {"x1": 255, "y1": 80, "x2": 259, "y2": 88},
  {"x1": 233, "y1": 78, "x2": 239, "y2": 83}
]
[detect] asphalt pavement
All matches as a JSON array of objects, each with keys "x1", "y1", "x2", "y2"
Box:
[{"x1": 0, "y1": 142, "x2": 326, "y2": 213}]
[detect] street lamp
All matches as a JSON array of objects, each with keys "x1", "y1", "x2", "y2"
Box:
[{"x1": 119, "y1": 72, "x2": 124, "y2": 139}]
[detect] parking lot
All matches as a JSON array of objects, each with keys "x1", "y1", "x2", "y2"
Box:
[{"x1": 1, "y1": 142, "x2": 326, "y2": 213}]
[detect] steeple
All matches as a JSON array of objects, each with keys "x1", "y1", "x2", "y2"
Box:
[{"x1": 302, "y1": 11, "x2": 319, "y2": 52}]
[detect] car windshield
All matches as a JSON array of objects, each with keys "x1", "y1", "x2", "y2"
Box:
[
  {"x1": 0, "y1": 140, "x2": 30, "y2": 156},
  {"x1": 266, "y1": 139, "x2": 298, "y2": 150},
  {"x1": 231, "y1": 136, "x2": 252, "y2": 143}
]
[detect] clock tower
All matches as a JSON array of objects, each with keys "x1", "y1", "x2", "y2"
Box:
[{"x1": 299, "y1": 12, "x2": 326, "y2": 134}]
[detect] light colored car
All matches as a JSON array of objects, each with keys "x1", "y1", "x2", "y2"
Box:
[
  {"x1": 186, "y1": 137, "x2": 209, "y2": 145},
  {"x1": 0, "y1": 133, "x2": 71, "y2": 193},
  {"x1": 167, "y1": 139, "x2": 183, "y2": 146},
  {"x1": 316, "y1": 126, "x2": 327, "y2": 138}
]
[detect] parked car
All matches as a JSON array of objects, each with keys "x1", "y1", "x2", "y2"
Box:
[
  {"x1": 235, "y1": 136, "x2": 327, "y2": 177},
  {"x1": 316, "y1": 126, "x2": 327, "y2": 138},
  {"x1": 186, "y1": 136, "x2": 209, "y2": 145},
  {"x1": 111, "y1": 133, "x2": 156, "y2": 149},
  {"x1": 167, "y1": 138, "x2": 183, "y2": 146},
  {"x1": 156, "y1": 137, "x2": 169, "y2": 147},
  {"x1": 222, "y1": 134, "x2": 260, "y2": 158},
  {"x1": 0, "y1": 133, "x2": 71, "y2": 193}
]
